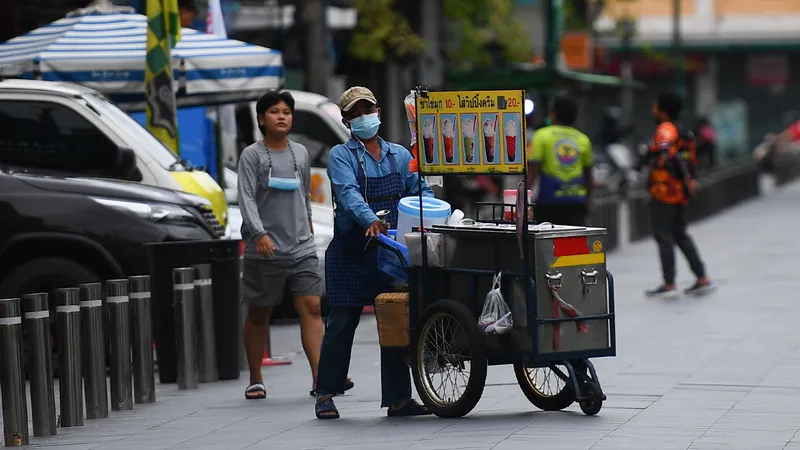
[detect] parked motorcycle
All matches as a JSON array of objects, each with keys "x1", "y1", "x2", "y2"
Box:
[
  {"x1": 593, "y1": 141, "x2": 644, "y2": 194},
  {"x1": 753, "y1": 134, "x2": 779, "y2": 172}
]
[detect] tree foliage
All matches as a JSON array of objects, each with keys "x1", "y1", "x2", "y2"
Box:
[
  {"x1": 348, "y1": 0, "x2": 424, "y2": 62},
  {"x1": 442, "y1": 0, "x2": 530, "y2": 70},
  {"x1": 349, "y1": 0, "x2": 530, "y2": 70}
]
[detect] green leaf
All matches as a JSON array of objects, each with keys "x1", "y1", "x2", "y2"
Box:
[
  {"x1": 348, "y1": 0, "x2": 529, "y2": 69},
  {"x1": 442, "y1": 0, "x2": 531, "y2": 70},
  {"x1": 348, "y1": 0, "x2": 424, "y2": 62}
]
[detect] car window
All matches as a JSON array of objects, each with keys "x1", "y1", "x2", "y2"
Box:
[
  {"x1": 291, "y1": 109, "x2": 343, "y2": 167},
  {"x1": 319, "y1": 101, "x2": 348, "y2": 134},
  {"x1": 0, "y1": 100, "x2": 119, "y2": 177},
  {"x1": 83, "y1": 94, "x2": 185, "y2": 171},
  {"x1": 235, "y1": 103, "x2": 255, "y2": 154},
  {"x1": 289, "y1": 134, "x2": 330, "y2": 168}
]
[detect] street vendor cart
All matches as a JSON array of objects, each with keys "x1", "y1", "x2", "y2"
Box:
[{"x1": 374, "y1": 88, "x2": 617, "y2": 419}]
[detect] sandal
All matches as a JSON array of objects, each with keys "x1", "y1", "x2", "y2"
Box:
[
  {"x1": 315, "y1": 395, "x2": 340, "y2": 420},
  {"x1": 387, "y1": 399, "x2": 431, "y2": 417},
  {"x1": 310, "y1": 378, "x2": 355, "y2": 397},
  {"x1": 245, "y1": 383, "x2": 267, "y2": 400}
]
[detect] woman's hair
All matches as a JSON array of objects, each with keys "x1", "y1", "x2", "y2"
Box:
[{"x1": 255, "y1": 90, "x2": 295, "y2": 135}]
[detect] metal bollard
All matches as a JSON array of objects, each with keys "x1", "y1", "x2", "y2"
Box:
[
  {"x1": 129, "y1": 275, "x2": 155, "y2": 404},
  {"x1": 106, "y1": 280, "x2": 133, "y2": 411},
  {"x1": 55, "y1": 288, "x2": 84, "y2": 428},
  {"x1": 194, "y1": 264, "x2": 218, "y2": 383},
  {"x1": 23, "y1": 293, "x2": 57, "y2": 437},
  {"x1": 79, "y1": 283, "x2": 108, "y2": 419},
  {"x1": 173, "y1": 268, "x2": 198, "y2": 390},
  {"x1": 0, "y1": 298, "x2": 29, "y2": 446}
]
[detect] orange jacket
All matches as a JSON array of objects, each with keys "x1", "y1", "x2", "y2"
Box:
[{"x1": 647, "y1": 122, "x2": 695, "y2": 205}]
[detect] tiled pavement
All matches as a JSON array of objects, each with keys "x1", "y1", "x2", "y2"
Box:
[{"x1": 7, "y1": 181, "x2": 800, "y2": 449}]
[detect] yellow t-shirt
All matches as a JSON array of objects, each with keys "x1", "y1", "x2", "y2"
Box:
[{"x1": 528, "y1": 125, "x2": 592, "y2": 203}]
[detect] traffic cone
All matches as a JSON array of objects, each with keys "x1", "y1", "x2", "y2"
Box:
[
  {"x1": 261, "y1": 333, "x2": 291, "y2": 367},
  {"x1": 261, "y1": 350, "x2": 291, "y2": 366}
]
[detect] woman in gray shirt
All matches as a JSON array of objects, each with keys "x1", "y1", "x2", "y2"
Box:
[{"x1": 238, "y1": 91, "x2": 351, "y2": 399}]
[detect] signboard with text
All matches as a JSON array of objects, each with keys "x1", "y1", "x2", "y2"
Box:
[{"x1": 416, "y1": 90, "x2": 527, "y2": 175}]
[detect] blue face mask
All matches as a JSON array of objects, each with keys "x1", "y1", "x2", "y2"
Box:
[
  {"x1": 349, "y1": 113, "x2": 381, "y2": 139},
  {"x1": 267, "y1": 167, "x2": 301, "y2": 191}
]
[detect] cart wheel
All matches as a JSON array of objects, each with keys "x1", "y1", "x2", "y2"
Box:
[
  {"x1": 513, "y1": 363, "x2": 576, "y2": 411},
  {"x1": 578, "y1": 381, "x2": 603, "y2": 416},
  {"x1": 412, "y1": 299, "x2": 487, "y2": 419}
]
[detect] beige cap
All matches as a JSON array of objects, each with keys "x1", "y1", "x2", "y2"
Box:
[{"x1": 339, "y1": 86, "x2": 377, "y2": 112}]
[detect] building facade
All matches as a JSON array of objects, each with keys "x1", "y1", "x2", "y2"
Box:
[{"x1": 593, "y1": 0, "x2": 800, "y2": 160}]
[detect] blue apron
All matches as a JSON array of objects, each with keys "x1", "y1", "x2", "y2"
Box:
[{"x1": 325, "y1": 150, "x2": 404, "y2": 308}]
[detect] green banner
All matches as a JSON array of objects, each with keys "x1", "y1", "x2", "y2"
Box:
[{"x1": 145, "y1": 0, "x2": 181, "y2": 154}]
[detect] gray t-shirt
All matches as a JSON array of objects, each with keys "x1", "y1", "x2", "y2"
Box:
[{"x1": 237, "y1": 140, "x2": 316, "y2": 260}]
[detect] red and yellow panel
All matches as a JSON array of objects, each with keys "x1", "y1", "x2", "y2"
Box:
[{"x1": 550, "y1": 236, "x2": 605, "y2": 268}]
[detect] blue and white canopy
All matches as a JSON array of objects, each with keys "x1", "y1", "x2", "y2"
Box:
[{"x1": 0, "y1": 11, "x2": 284, "y2": 108}]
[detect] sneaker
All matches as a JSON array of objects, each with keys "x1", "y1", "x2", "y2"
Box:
[
  {"x1": 684, "y1": 281, "x2": 717, "y2": 296},
  {"x1": 645, "y1": 285, "x2": 679, "y2": 298}
]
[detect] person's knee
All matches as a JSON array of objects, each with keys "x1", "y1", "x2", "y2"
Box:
[
  {"x1": 295, "y1": 295, "x2": 322, "y2": 318},
  {"x1": 246, "y1": 306, "x2": 271, "y2": 327}
]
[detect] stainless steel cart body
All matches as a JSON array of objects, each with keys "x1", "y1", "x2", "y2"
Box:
[{"x1": 408, "y1": 224, "x2": 615, "y2": 364}]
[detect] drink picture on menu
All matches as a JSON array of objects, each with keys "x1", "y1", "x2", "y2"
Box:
[
  {"x1": 460, "y1": 113, "x2": 478, "y2": 164},
  {"x1": 421, "y1": 115, "x2": 438, "y2": 164},
  {"x1": 481, "y1": 113, "x2": 499, "y2": 164},
  {"x1": 414, "y1": 89, "x2": 526, "y2": 174},
  {"x1": 502, "y1": 112, "x2": 521, "y2": 164},
  {"x1": 441, "y1": 114, "x2": 459, "y2": 164}
]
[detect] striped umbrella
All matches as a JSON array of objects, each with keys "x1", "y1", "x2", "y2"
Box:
[{"x1": 0, "y1": 10, "x2": 284, "y2": 109}]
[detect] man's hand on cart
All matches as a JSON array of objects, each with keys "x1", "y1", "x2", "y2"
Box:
[{"x1": 366, "y1": 219, "x2": 389, "y2": 237}]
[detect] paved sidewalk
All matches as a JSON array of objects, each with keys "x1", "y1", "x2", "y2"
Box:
[{"x1": 9, "y1": 182, "x2": 800, "y2": 449}]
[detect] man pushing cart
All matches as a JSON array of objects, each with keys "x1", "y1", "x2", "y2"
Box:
[{"x1": 371, "y1": 87, "x2": 617, "y2": 419}]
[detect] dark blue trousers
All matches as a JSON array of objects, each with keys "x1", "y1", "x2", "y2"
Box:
[{"x1": 316, "y1": 306, "x2": 411, "y2": 407}]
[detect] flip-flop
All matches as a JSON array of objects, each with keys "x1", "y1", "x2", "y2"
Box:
[
  {"x1": 387, "y1": 399, "x2": 432, "y2": 417},
  {"x1": 245, "y1": 383, "x2": 266, "y2": 400},
  {"x1": 315, "y1": 395, "x2": 340, "y2": 420},
  {"x1": 310, "y1": 379, "x2": 355, "y2": 397}
]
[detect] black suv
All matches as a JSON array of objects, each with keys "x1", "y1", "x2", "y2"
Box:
[{"x1": 0, "y1": 165, "x2": 222, "y2": 301}]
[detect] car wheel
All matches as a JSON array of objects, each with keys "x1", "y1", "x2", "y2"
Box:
[
  {"x1": 0, "y1": 257, "x2": 101, "y2": 377},
  {"x1": 0, "y1": 257, "x2": 101, "y2": 299}
]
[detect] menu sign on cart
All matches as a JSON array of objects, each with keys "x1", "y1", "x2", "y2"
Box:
[{"x1": 416, "y1": 90, "x2": 527, "y2": 174}]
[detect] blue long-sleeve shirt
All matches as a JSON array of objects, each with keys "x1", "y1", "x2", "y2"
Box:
[{"x1": 327, "y1": 137, "x2": 434, "y2": 234}]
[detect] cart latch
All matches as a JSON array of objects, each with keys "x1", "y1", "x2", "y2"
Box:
[
  {"x1": 581, "y1": 269, "x2": 599, "y2": 286},
  {"x1": 545, "y1": 272, "x2": 562, "y2": 288}
]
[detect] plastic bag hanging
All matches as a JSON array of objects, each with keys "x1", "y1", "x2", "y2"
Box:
[{"x1": 478, "y1": 272, "x2": 513, "y2": 335}]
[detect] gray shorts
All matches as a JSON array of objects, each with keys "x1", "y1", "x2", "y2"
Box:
[{"x1": 241, "y1": 253, "x2": 324, "y2": 307}]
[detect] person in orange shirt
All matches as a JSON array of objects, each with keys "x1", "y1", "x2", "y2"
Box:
[{"x1": 644, "y1": 92, "x2": 715, "y2": 298}]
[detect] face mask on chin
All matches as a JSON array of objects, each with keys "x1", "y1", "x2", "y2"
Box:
[
  {"x1": 349, "y1": 113, "x2": 381, "y2": 139},
  {"x1": 267, "y1": 167, "x2": 301, "y2": 191}
]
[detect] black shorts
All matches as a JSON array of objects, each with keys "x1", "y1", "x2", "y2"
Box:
[{"x1": 534, "y1": 203, "x2": 587, "y2": 226}]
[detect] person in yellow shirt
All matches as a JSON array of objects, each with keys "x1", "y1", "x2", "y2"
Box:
[{"x1": 527, "y1": 96, "x2": 593, "y2": 226}]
